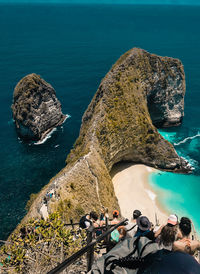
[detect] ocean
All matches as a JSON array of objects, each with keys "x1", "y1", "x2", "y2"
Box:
[{"x1": 0, "y1": 3, "x2": 200, "y2": 240}]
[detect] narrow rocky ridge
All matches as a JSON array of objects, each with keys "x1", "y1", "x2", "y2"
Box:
[{"x1": 19, "y1": 48, "x2": 191, "y2": 228}]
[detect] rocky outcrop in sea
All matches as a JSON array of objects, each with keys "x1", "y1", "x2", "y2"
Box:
[
  {"x1": 19, "y1": 48, "x2": 191, "y2": 226},
  {"x1": 11, "y1": 73, "x2": 66, "y2": 142}
]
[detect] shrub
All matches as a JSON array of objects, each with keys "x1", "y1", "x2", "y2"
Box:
[{"x1": 0, "y1": 212, "x2": 86, "y2": 273}]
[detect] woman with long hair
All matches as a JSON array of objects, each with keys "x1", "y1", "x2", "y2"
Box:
[{"x1": 159, "y1": 214, "x2": 179, "y2": 251}]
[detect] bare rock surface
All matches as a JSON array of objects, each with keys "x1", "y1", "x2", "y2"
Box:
[{"x1": 12, "y1": 73, "x2": 66, "y2": 142}]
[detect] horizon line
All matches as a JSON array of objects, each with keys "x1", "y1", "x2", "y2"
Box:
[{"x1": 0, "y1": 0, "x2": 200, "y2": 5}]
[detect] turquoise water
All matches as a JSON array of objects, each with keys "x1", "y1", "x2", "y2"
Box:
[
  {"x1": 0, "y1": 3, "x2": 200, "y2": 240},
  {"x1": 150, "y1": 128, "x2": 200, "y2": 234},
  {"x1": 150, "y1": 172, "x2": 200, "y2": 233}
]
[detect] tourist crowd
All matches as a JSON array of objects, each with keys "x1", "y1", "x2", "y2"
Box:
[{"x1": 79, "y1": 208, "x2": 200, "y2": 273}]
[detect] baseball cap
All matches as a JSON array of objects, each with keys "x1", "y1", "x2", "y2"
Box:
[{"x1": 167, "y1": 214, "x2": 178, "y2": 226}]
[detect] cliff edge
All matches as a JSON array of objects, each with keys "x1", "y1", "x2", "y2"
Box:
[{"x1": 21, "y1": 48, "x2": 191, "y2": 225}]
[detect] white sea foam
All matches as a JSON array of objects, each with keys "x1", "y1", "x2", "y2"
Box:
[
  {"x1": 174, "y1": 132, "x2": 200, "y2": 146},
  {"x1": 34, "y1": 128, "x2": 57, "y2": 145},
  {"x1": 63, "y1": 114, "x2": 71, "y2": 123},
  {"x1": 181, "y1": 156, "x2": 197, "y2": 170},
  {"x1": 34, "y1": 114, "x2": 70, "y2": 145},
  {"x1": 17, "y1": 137, "x2": 22, "y2": 143},
  {"x1": 145, "y1": 189, "x2": 156, "y2": 201},
  {"x1": 54, "y1": 144, "x2": 60, "y2": 148}
]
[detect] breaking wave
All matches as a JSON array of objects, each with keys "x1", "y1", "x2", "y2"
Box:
[{"x1": 174, "y1": 132, "x2": 200, "y2": 146}]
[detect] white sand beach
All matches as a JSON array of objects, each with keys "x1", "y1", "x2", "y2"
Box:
[{"x1": 111, "y1": 163, "x2": 169, "y2": 226}]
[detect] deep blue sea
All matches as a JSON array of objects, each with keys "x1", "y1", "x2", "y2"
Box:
[{"x1": 0, "y1": 3, "x2": 200, "y2": 240}]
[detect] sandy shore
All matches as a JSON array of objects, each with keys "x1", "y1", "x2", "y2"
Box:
[{"x1": 111, "y1": 163, "x2": 169, "y2": 226}]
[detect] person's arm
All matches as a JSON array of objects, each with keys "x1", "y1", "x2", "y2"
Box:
[
  {"x1": 154, "y1": 225, "x2": 164, "y2": 238},
  {"x1": 85, "y1": 220, "x2": 91, "y2": 228},
  {"x1": 93, "y1": 221, "x2": 100, "y2": 228},
  {"x1": 190, "y1": 240, "x2": 200, "y2": 253},
  {"x1": 173, "y1": 239, "x2": 191, "y2": 254},
  {"x1": 100, "y1": 219, "x2": 105, "y2": 226}
]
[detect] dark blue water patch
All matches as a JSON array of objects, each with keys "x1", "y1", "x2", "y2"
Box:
[{"x1": 0, "y1": 120, "x2": 72, "y2": 240}]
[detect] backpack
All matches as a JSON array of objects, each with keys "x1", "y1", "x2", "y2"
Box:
[
  {"x1": 107, "y1": 236, "x2": 160, "y2": 273},
  {"x1": 79, "y1": 214, "x2": 92, "y2": 229},
  {"x1": 110, "y1": 229, "x2": 120, "y2": 243},
  {"x1": 91, "y1": 236, "x2": 159, "y2": 273}
]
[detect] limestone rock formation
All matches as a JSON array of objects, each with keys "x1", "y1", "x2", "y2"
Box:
[
  {"x1": 144, "y1": 53, "x2": 185, "y2": 127},
  {"x1": 11, "y1": 73, "x2": 66, "y2": 142},
  {"x1": 67, "y1": 48, "x2": 189, "y2": 172},
  {"x1": 21, "y1": 48, "x2": 191, "y2": 227}
]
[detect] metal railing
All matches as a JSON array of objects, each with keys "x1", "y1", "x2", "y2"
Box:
[{"x1": 47, "y1": 218, "x2": 128, "y2": 274}]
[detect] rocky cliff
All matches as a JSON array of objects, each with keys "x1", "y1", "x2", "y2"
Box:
[
  {"x1": 21, "y1": 48, "x2": 191, "y2": 225},
  {"x1": 11, "y1": 73, "x2": 66, "y2": 142}
]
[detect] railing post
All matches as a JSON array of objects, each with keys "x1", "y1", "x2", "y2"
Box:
[
  {"x1": 47, "y1": 219, "x2": 128, "y2": 274},
  {"x1": 87, "y1": 226, "x2": 95, "y2": 272},
  {"x1": 70, "y1": 219, "x2": 74, "y2": 229},
  {"x1": 105, "y1": 217, "x2": 110, "y2": 253}
]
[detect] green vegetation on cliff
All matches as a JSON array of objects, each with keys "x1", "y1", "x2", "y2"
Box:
[
  {"x1": 0, "y1": 212, "x2": 86, "y2": 273},
  {"x1": 67, "y1": 48, "x2": 187, "y2": 171}
]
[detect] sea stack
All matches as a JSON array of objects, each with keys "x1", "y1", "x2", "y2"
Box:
[{"x1": 11, "y1": 73, "x2": 66, "y2": 142}]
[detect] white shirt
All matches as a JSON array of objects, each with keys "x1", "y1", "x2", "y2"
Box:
[{"x1": 125, "y1": 220, "x2": 138, "y2": 238}]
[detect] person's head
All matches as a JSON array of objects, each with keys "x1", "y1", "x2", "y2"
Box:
[
  {"x1": 102, "y1": 207, "x2": 108, "y2": 215},
  {"x1": 113, "y1": 210, "x2": 119, "y2": 218},
  {"x1": 167, "y1": 214, "x2": 178, "y2": 227},
  {"x1": 137, "y1": 216, "x2": 151, "y2": 232},
  {"x1": 100, "y1": 207, "x2": 109, "y2": 219},
  {"x1": 133, "y1": 209, "x2": 141, "y2": 220},
  {"x1": 90, "y1": 211, "x2": 98, "y2": 221},
  {"x1": 179, "y1": 217, "x2": 191, "y2": 237},
  {"x1": 160, "y1": 224, "x2": 178, "y2": 246}
]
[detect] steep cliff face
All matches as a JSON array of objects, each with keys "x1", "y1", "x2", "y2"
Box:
[
  {"x1": 144, "y1": 53, "x2": 185, "y2": 127},
  {"x1": 68, "y1": 48, "x2": 188, "y2": 172},
  {"x1": 12, "y1": 73, "x2": 66, "y2": 142},
  {"x1": 21, "y1": 48, "x2": 191, "y2": 226}
]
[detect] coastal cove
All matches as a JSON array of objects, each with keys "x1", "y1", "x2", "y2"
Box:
[
  {"x1": 112, "y1": 163, "x2": 200, "y2": 238},
  {"x1": 111, "y1": 164, "x2": 168, "y2": 224},
  {"x1": 0, "y1": 3, "x2": 200, "y2": 241}
]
